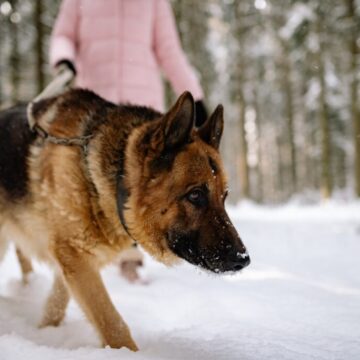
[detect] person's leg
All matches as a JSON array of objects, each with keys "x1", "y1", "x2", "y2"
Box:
[
  {"x1": 15, "y1": 247, "x2": 33, "y2": 284},
  {"x1": 39, "y1": 274, "x2": 70, "y2": 327},
  {"x1": 118, "y1": 244, "x2": 144, "y2": 283}
]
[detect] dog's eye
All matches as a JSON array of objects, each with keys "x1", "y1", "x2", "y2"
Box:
[{"x1": 187, "y1": 188, "x2": 207, "y2": 207}]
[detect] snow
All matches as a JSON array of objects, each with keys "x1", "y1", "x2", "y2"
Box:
[{"x1": 1, "y1": 202, "x2": 360, "y2": 360}]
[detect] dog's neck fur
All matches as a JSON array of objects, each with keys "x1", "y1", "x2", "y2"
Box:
[
  {"x1": 31, "y1": 89, "x2": 164, "y2": 250},
  {"x1": 84, "y1": 103, "x2": 162, "y2": 245}
]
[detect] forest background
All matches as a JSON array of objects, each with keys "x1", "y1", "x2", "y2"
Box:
[{"x1": 0, "y1": 0, "x2": 359, "y2": 204}]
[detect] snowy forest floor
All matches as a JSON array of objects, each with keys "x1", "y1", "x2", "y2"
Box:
[{"x1": 0, "y1": 201, "x2": 359, "y2": 360}]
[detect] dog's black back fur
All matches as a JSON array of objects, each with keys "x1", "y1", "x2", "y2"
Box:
[{"x1": 0, "y1": 104, "x2": 36, "y2": 200}]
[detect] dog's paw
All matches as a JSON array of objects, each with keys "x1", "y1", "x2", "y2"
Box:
[
  {"x1": 38, "y1": 314, "x2": 64, "y2": 328},
  {"x1": 126, "y1": 338, "x2": 139, "y2": 352},
  {"x1": 104, "y1": 335, "x2": 139, "y2": 351}
]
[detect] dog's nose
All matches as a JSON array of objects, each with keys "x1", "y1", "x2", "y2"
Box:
[{"x1": 227, "y1": 252, "x2": 251, "y2": 271}]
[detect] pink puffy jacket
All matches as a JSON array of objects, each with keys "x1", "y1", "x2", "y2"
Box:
[{"x1": 50, "y1": 0, "x2": 204, "y2": 111}]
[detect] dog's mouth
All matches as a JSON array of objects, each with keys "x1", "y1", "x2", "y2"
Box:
[{"x1": 166, "y1": 231, "x2": 251, "y2": 274}]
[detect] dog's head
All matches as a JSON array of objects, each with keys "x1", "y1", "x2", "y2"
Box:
[{"x1": 124, "y1": 92, "x2": 250, "y2": 273}]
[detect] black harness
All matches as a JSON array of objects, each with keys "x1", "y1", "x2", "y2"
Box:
[{"x1": 116, "y1": 173, "x2": 136, "y2": 242}]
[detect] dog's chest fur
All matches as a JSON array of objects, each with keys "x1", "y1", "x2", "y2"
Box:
[{"x1": 0, "y1": 143, "x2": 128, "y2": 266}]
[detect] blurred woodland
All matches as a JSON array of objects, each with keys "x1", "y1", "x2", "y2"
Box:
[{"x1": 0, "y1": 0, "x2": 359, "y2": 203}]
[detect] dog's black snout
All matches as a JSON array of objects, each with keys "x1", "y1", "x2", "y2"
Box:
[{"x1": 226, "y1": 252, "x2": 251, "y2": 271}]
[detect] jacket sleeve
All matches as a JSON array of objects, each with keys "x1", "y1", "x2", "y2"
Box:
[
  {"x1": 153, "y1": 0, "x2": 204, "y2": 100},
  {"x1": 49, "y1": 0, "x2": 79, "y2": 67}
]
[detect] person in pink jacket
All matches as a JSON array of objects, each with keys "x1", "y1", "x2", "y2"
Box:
[
  {"x1": 50, "y1": 0, "x2": 208, "y2": 282},
  {"x1": 50, "y1": 0, "x2": 207, "y2": 125}
]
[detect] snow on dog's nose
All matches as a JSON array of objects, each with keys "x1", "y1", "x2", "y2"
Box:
[{"x1": 224, "y1": 250, "x2": 251, "y2": 271}]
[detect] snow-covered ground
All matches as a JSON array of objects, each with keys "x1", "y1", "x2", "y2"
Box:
[{"x1": 0, "y1": 201, "x2": 359, "y2": 360}]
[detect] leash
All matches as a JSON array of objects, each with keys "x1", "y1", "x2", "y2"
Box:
[
  {"x1": 32, "y1": 123, "x2": 93, "y2": 154},
  {"x1": 26, "y1": 65, "x2": 94, "y2": 152}
]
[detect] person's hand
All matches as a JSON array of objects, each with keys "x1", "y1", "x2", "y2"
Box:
[
  {"x1": 195, "y1": 100, "x2": 208, "y2": 127},
  {"x1": 55, "y1": 59, "x2": 77, "y2": 76}
]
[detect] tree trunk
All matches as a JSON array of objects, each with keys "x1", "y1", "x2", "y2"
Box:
[
  {"x1": 316, "y1": 14, "x2": 332, "y2": 199},
  {"x1": 276, "y1": 135, "x2": 285, "y2": 201},
  {"x1": 347, "y1": 0, "x2": 360, "y2": 197},
  {"x1": 238, "y1": 86, "x2": 250, "y2": 198},
  {"x1": 283, "y1": 61, "x2": 297, "y2": 194},
  {"x1": 9, "y1": 0, "x2": 20, "y2": 103},
  {"x1": 235, "y1": 3, "x2": 250, "y2": 199},
  {"x1": 254, "y1": 86, "x2": 264, "y2": 202},
  {"x1": 278, "y1": 40, "x2": 297, "y2": 195},
  {"x1": 34, "y1": 0, "x2": 45, "y2": 94}
]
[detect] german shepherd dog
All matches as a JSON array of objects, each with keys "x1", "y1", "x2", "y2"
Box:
[{"x1": 0, "y1": 89, "x2": 250, "y2": 351}]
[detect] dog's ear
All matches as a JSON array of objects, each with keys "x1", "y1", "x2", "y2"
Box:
[
  {"x1": 161, "y1": 91, "x2": 195, "y2": 151},
  {"x1": 197, "y1": 104, "x2": 224, "y2": 150}
]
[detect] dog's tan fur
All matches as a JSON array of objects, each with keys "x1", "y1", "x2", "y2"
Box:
[{"x1": 0, "y1": 89, "x2": 249, "y2": 351}]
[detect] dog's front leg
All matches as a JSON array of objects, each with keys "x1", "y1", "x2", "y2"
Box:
[{"x1": 57, "y1": 249, "x2": 138, "y2": 351}]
